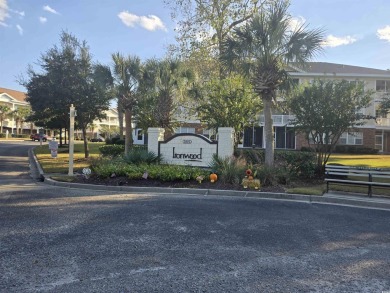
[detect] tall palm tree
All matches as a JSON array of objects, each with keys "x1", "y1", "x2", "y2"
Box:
[
  {"x1": 0, "y1": 105, "x2": 11, "y2": 133},
  {"x1": 112, "y1": 53, "x2": 142, "y2": 154},
  {"x1": 221, "y1": 0, "x2": 323, "y2": 166},
  {"x1": 137, "y1": 58, "x2": 196, "y2": 132},
  {"x1": 11, "y1": 107, "x2": 31, "y2": 135}
]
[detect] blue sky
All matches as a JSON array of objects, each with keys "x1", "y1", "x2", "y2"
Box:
[{"x1": 2, "y1": 0, "x2": 390, "y2": 92}]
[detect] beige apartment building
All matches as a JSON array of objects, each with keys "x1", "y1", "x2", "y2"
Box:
[{"x1": 242, "y1": 62, "x2": 390, "y2": 153}]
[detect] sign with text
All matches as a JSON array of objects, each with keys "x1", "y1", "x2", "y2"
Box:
[{"x1": 159, "y1": 134, "x2": 217, "y2": 167}]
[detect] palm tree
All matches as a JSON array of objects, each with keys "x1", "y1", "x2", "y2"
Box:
[
  {"x1": 221, "y1": 0, "x2": 323, "y2": 166},
  {"x1": 112, "y1": 53, "x2": 142, "y2": 154},
  {"x1": 0, "y1": 105, "x2": 11, "y2": 133},
  {"x1": 136, "y1": 58, "x2": 196, "y2": 132},
  {"x1": 11, "y1": 107, "x2": 31, "y2": 135}
]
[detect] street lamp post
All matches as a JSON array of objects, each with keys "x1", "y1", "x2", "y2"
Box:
[{"x1": 68, "y1": 104, "x2": 76, "y2": 176}]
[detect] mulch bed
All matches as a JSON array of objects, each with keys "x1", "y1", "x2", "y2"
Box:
[{"x1": 72, "y1": 175, "x2": 287, "y2": 193}]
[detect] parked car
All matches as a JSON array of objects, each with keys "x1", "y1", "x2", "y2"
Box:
[
  {"x1": 30, "y1": 133, "x2": 48, "y2": 142},
  {"x1": 90, "y1": 137, "x2": 104, "y2": 142}
]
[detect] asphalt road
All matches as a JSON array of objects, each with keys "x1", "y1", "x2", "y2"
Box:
[
  {"x1": 0, "y1": 140, "x2": 40, "y2": 183},
  {"x1": 0, "y1": 141, "x2": 390, "y2": 292}
]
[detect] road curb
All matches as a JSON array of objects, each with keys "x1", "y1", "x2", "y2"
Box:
[{"x1": 29, "y1": 149, "x2": 390, "y2": 211}]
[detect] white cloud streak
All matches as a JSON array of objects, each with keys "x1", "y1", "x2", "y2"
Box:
[
  {"x1": 43, "y1": 5, "x2": 59, "y2": 15},
  {"x1": 16, "y1": 24, "x2": 23, "y2": 35},
  {"x1": 118, "y1": 11, "x2": 167, "y2": 32},
  {"x1": 322, "y1": 34, "x2": 357, "y2": 47},
  {"x1": 377, "y1": 25, "x2": 390, "y2": 42},
  {"x1": 39, "y1": 16, "x2": 47, "y2": 24},
  {"x1": 0, "y1": 0, "x2": 10, "y2": 25}
]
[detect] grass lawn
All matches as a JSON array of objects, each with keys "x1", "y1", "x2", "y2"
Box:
[
  {"x1": 328, "y1": 154, "x2": 390, "y2": 168},
  {"x1": 327, "y1": 153, "x2": 390, "y2": 196},
  {"x1": 34, "y1": 142, "x2": 103, "y2": 173}
]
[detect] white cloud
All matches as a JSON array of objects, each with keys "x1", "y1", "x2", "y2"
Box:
[
  {"x1": 289, "y1": 16, "x2": 306, "y2": 31},
  {"x1": 377, "y1": 25, "x2": 390, "y2": 42},
  {"x1": 0, "y1": 0, "x2": 9, "y2": 26},
  {"x1": 39, "y1": 16, "x2": 47, "y2": 24},
  {"x1": 43, "y1": 5, "x2": 59, "y2": 15},
  {"x1": 16, "y1": 24, "x2": 23, "y2": 35},
  {"x1": 118, "y1": 11, "x2": 167, "y2": 32},
  {"x1": 9, "y1": 8, "x2": 24, "y2": 17},
  {"x1": 322, "y1": 34, "x2": 357, "y2": 47}
]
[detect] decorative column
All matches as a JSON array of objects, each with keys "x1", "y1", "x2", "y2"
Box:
[
  {"x1": 218, "y1": 127, "x2": 234, "y2": 158},
  {"x1": 148, "y1": 128, "x2": 165, "y2": 155}
]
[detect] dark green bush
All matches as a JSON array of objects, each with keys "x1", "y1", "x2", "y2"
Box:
[
  {"x1": 209, "y1": 154, "x2": 246, "y2": 184},
  {"x1": 0, "y1": 133, "x2": 5, "y2": 138},
  {"x1": 123, "y1": 149, "x2": 161, "y2": 165},
  {"x1": 276, "y1": 150, "x2": 317, "y2": 179},
  {"x1": 90, "y1": 157, "x2": 209, "y2": 182},
  {"x1": 111, "y1": 137, "x2": 125, "y2": 145},
  {"x1": 334, "y1": 145, "x2": 379, "y2": 154},
  {"x1": 255, "y1": 165, "x2": 291, "y2": 186},
  {"x1": 99, "y1": 145, "x2": 125, "y2": 157},
  {"x1": 235, "y1": 149, "x2": 264, "y2": 164}
]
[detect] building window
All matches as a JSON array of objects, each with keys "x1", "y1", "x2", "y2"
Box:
[
  {"x1": 137, "y1": 130, "x2": 143, "y2": 140},
  {"x1": 175, "y1": 127, "x2": 195, "y2": 134},
  {"x1": 376, "y1": 80, "x2": 390, "y2": 92},
  {"x1": 339, "y1": 132, "x2": 363, "y2": 145}
]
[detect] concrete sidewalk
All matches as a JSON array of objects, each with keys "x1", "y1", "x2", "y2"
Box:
[{"x1": 29, "y1": 149, "x2": 390, "y2": 211}]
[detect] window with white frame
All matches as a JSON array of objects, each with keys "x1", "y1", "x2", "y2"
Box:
[
  {"x1": 339, "y1": 132, "x2": 363, "y2": 145},
  {"x1": 175, "y1": 127, "x2": 195, "y2": 134},
  {"x1": 376, "y1": 80, "x2": 390, "y2": 92}
]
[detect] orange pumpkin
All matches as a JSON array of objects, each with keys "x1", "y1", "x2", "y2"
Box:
[{"x1": 210, "y1": 173, "x2": 218, "y2": 183}]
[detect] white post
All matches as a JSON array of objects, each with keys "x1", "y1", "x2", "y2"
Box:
[
  {"x1": 218, "y1": 127, "x2": 235, "y2": 158},
  {"x1": 147, "y1": 128, "x2": 165, "y2": 156},
  {"x1": 68, "y1": 104, "x2": 75, "y2": 176}
]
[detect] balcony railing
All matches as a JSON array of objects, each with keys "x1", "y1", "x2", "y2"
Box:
[
  {"x1": 376, "y1": 118, "x2": 390, "y2": 127},
  {"x1": 259, "y1": 115, "x2": 295, "y2": 126}
]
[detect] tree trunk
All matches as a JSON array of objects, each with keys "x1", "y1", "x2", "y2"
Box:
[
  {"x1": 82, "y1": 127, "x2": 90, "y2": 158},
  {"x1": 124, "y1": 108, "x2": 133, "y2": 155},
  {"x1": 118, "y1": 100, "x2": 124, "y2": 140},
  {"x1": 59, "y1": 127, "x2": 63, "y2": 147},
  {"x1": 65, "y1": 128, "x2": 67, "y2": 145},
  {"x1": 263, "y1": 96, "x2": 274, "y2": 167}
]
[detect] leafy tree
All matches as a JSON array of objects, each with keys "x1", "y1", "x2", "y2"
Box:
[
  {"x1": 0, "y1": 105, "x2": 11, "y2": 133},
  {"x1": 197, "y1": 73, "x2": 262, "y2": 144},
  {"x1": 288, "y1": 79, "x2": 373, "y2": 173},
  {"x1": 221, "y1": 0, "x2": 323, "y2": 166},
  {"x1": 11, "y1": 107, "x2": 30, "y2": 135},
  {"x1": 165, "y1": 0, "x2": 267, "y2": 62},
  {"x1": 378, "y1": 94, "x2": 390, "y2": 117},
  {"x1": 112, "y1": 53, "x2": 142, "y2": 154},
  {"x1": 22, "y1": 32, "x2": 112, "y2": 157}
]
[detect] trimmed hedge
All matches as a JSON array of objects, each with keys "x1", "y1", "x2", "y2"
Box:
[
  {"x1": 99, "y1": 145, "x2": 125, "y2": 157},
  {"x1": 334, "y1": 145, "x2": 379, "y2": 154}
]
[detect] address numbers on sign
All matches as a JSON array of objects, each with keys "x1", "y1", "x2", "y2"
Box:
[{"x1": 182, "y1": 139, "x2": 192, "y2": 144}]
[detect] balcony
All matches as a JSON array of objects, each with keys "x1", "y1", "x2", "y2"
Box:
[
  {"x1": 376, "y1": 118, "x2": 390, "y2": 127},
  {"x1": 259, "y1": 115, "x2": 295, "y2": 126}
]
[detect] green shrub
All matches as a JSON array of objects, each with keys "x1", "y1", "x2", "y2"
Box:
[
  {"x1": 235, "y1": 149, "x2": 264, "y2": 164},
  {"x1": 255, "y1": 165, "x2": 291, "y2": 186},
  {"x1": 0, "y1": 133, "x2": 5, "y2": 138},
  {"x1": 110, "y1": 137, "x2": 125, "y2": 145},
  {"x1": 90, "y1": 157, "x2": 209, "y2": 182},
  {"x1": 334, "y1": 145, "x2": 379, "y2": 154},
  {"x1": 209, "y1": 154, "x2": 246, "y2": 184},
  {"x1": 276, "y1": 150, "x2": 317, "y2": 179},
  {"x1": 123, "y1": 148, "x2": 160, "y2": 165},
  {"x1": 99, "y1": 145, "x2": 125, "y2": 157}
]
